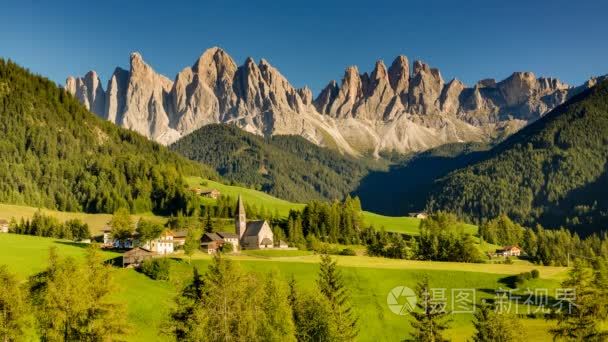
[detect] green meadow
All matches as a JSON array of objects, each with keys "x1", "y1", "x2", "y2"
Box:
[
  {"x1": 0, "y1": 233, "x2": 567, "y2": 341},
  {"x1": 186, "y1": 177, "x2": 433, "y2": 235},
  {"x1": 0, "y1": 203, "x2": 166, "y2": 235}
]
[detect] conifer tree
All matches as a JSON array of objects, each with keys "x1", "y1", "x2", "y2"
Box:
[
  {"x1": 406, "y1": 276, "x2": 451, "y2": 342},
  {"x1": 472, "y1": 301, "x2": 524, "y2": 342},
  {"x1": 552, "y1": 260, "x2": 608, "y2": 341},
  {"x1": 204, "y1": 211, "x2": 215, "y2": 233},
  {"x1": 289, "y1": 276, "x2": 337, "y2": 342},
  {"x1": 317, "y1": 254, "x2": 358, "y2": 341}
]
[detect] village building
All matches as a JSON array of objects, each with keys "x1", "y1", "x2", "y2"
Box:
[
  {"x1": 172, "y1": 230, "x2": 188, "y2": 246},
  {"x1": 143, "y1": 230, "x2": 175, "y2": 255},
  {"x1": 0, "y1": 219, "x2": 9, "y2": 233},
  {"x1": 122, "y1": 247, "x2": 156, "y2": 268},
  {"x1": 201, "y1": 232, "x2": 224, "y2": 254},
  {"x1": 201, "y1": 189, "x2": 221, "y2": 199},
  {"x1": 409, "y1": 212, "x2": 428, "y2": 219},
  {"x1": 236, "y1": 195, "x2": 274, "y2": 249},
  {"x1": 103, "y1": 229, "x2": 136, "y2": 249},
  {"x1": 217, "y1": 232, "x2": 239, "y2": 248},
  {"x1": 496, "y1": 245, "x2": 522, "y2": 257},
  {"x1": 200, "y1": 231, "x2": 240, "y2": 254},
  {"x1": 191, "y1": 188, "x2": 221, "y2": 199},
  {"x1": 103, "y1": 226, "x2": 175, "y2": 254}
]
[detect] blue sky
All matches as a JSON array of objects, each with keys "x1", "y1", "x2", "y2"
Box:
[{"x1": 1, "y1": 0, "x2": 606, "y2": 94}]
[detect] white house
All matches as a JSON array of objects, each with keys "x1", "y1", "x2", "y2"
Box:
[
  {"x1": 0, "y1": 219, "x2": 9, "y2": 233},
  {"x1": 143, "y1": 230, "x2": 175, "y2": 255}
]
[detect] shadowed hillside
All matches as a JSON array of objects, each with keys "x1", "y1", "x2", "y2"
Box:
[{"x1": 429, "y1": 80, "x2": 608, "y2": 235}]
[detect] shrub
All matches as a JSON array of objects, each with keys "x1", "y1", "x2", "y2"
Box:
[
  {"x1": 220, "y1": 242, "x2": 234, "y2": 253},
  {"x1": 339, "y1": 248, "x2": 356, "y2": 256},
  {"x1": 140, "y1": 258, "x2": 170, "y2": 281},
  {"x1": 531, "y1": 269, "x2": 540, "y2": 279}
]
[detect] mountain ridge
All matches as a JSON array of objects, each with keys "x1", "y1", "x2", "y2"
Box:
[
  {"x1": 428, "y1": 79, "x2": 608, "y2": 234},
  {"x1": 67, "y1": 47, "x2": 602, "y2": 156}
]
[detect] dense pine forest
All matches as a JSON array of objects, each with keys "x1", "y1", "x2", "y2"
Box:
[
  {"x1": 171, "y1": 124, "x2": 379, "y2": 202},
  {"x1": 0, "y1": 59, "x2": 216, "y2": 215},
  {"x1": 429, "y1": 80, "x2": 608, "y2": 235}
]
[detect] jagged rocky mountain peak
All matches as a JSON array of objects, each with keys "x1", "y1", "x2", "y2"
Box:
[{"x1": 66, "y1": 48, "x2": 596, "y2": 156}]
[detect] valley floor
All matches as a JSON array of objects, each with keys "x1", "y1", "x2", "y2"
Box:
[{"x1": 0, "y1": 234, "x2": 569, "y2": 341}]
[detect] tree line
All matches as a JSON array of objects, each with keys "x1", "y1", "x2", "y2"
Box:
[
  {"x1": 8, "y1": 210, "x2": 90, "y2": 241},
  {"x1": 480, "y1": 214, "x2": 608, "y2": 266}
]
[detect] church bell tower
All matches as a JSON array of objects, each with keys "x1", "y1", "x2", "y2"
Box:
[{"x1": 236, "y1": 195, "x2": 246, "y2": 240}]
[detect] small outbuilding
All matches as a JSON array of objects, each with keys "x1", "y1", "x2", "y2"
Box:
[
  {"x1": 0, "y1": 219, "x2": 9, "y2": 233},
  {"x1": 496, "y1": 245, "x2": 522, "y2": 257},
  {"x1": 122, "y1": 247, "x2": 156, "y2": 267},
  {"x1": 200, "y1": 189, "x2": 221, "y2": 199}
]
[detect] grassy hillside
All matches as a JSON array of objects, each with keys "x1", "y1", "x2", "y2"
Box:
[
  {"x1": 171, "y1": 124, "x2": 382, "y2": 203},
  {"x1": 0, "y1": 177, "x2": 434, "y2": 236},
  {"x1": 0, "y1": 59, "x2": 216, "y2": 215},
  {"x1": 430, "y1": 80, "x2": 608, "y2": 234},
  {"x1": 0, "y1": 234, "x2": 567, "y2": 341},
  {"x1": 0, "y1": 203, "x2": 166, "y2": 234},
  {"x1": 186, "y1": 177, "x2": 432, "y2": 235}
]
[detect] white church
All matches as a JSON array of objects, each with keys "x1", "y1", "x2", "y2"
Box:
[{"x1": 235, "y1": 195, "x2": 274, "y2": 249}]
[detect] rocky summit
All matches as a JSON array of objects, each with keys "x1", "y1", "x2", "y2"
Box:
[{"x1": 67, "y1": 47, "x2": 587, "y2": 156}]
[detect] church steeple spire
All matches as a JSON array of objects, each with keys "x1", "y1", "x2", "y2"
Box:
[{"x1": 236, "y1": 195, "x2": 246, "y2": 240}]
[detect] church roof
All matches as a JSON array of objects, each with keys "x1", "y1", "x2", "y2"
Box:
[{"x1": 243, "y1": 220, "x2": 268, "y2": 237}]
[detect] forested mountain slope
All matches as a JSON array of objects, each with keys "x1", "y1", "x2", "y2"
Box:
[
  {"x1": 429, "y1": 80, "x2": 608, "y2": 234},
  {"x1": 171, "y1": 124, "x2": 378, "y2": 202},
  {"x1": 0, "y1": 59, "x2": 216, "y2": 214}
]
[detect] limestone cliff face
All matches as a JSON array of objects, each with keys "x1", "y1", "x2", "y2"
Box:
[{"x1": 67, "y1": 47, "x2": 593, "y2": 156}]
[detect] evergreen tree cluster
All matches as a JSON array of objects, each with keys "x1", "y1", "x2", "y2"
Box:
[
  {"x1": 430, "y1": 81, "x2": 608, "y2": 235},
  {"x1": 169, "y1": 254, "x2": 358, "y2": 342},
  {"x1": 415, "y1": 212, "x2": 482, "y2": 263},
  {"x1": 481, "y1": 214, "x2": 608, "y2": 266},
  {"x1": 170, "y1": 123, "x2": 379, "y2": 203},
  {"x1": 0, "y1": 59, "x2": 216, "y2": 216},
  {"x1": 0, "y1": 246, "x2": 129, "y2": 341},
  {"x1": 9, "y1": 210, "x2": 90, "y2": 240},
  {"x1": 285, "y1": 196, "x2": 364, "y2": 246}
]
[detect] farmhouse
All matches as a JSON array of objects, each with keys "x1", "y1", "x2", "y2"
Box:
[
  {"x1": 200, "y1": 231, "x2": 240, "y2": 254},
  {"x1": 201, "y1": 189, "x2": 221, "y2": 199},
  {"x1": 235, "y1": 195, "x2": 274, "y2": 249},
  {"x1": 122, "y1": 247, "x2": 155, "y2": 267},
  {"x1": 496, "y1": 245, "x2": 522, "y2": 257},
  {"x1": 0, "y1": 219, "x2": 9, "y2": 233},
  {"x1": 201, "y1": 232, "x2": 224, "y2": 254},
  {"x1": 103, "y1": 227, "x2": 175, "y2": 254},
  {"x1": 144, "y1": 230, "x2": 175, "y2": 255},
  {"x1": 409, "y1": 212, "x2": 428, "y2": 219},
  {"x1": 172, "y1": 230, "x2": 188, "y2": 246}
]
